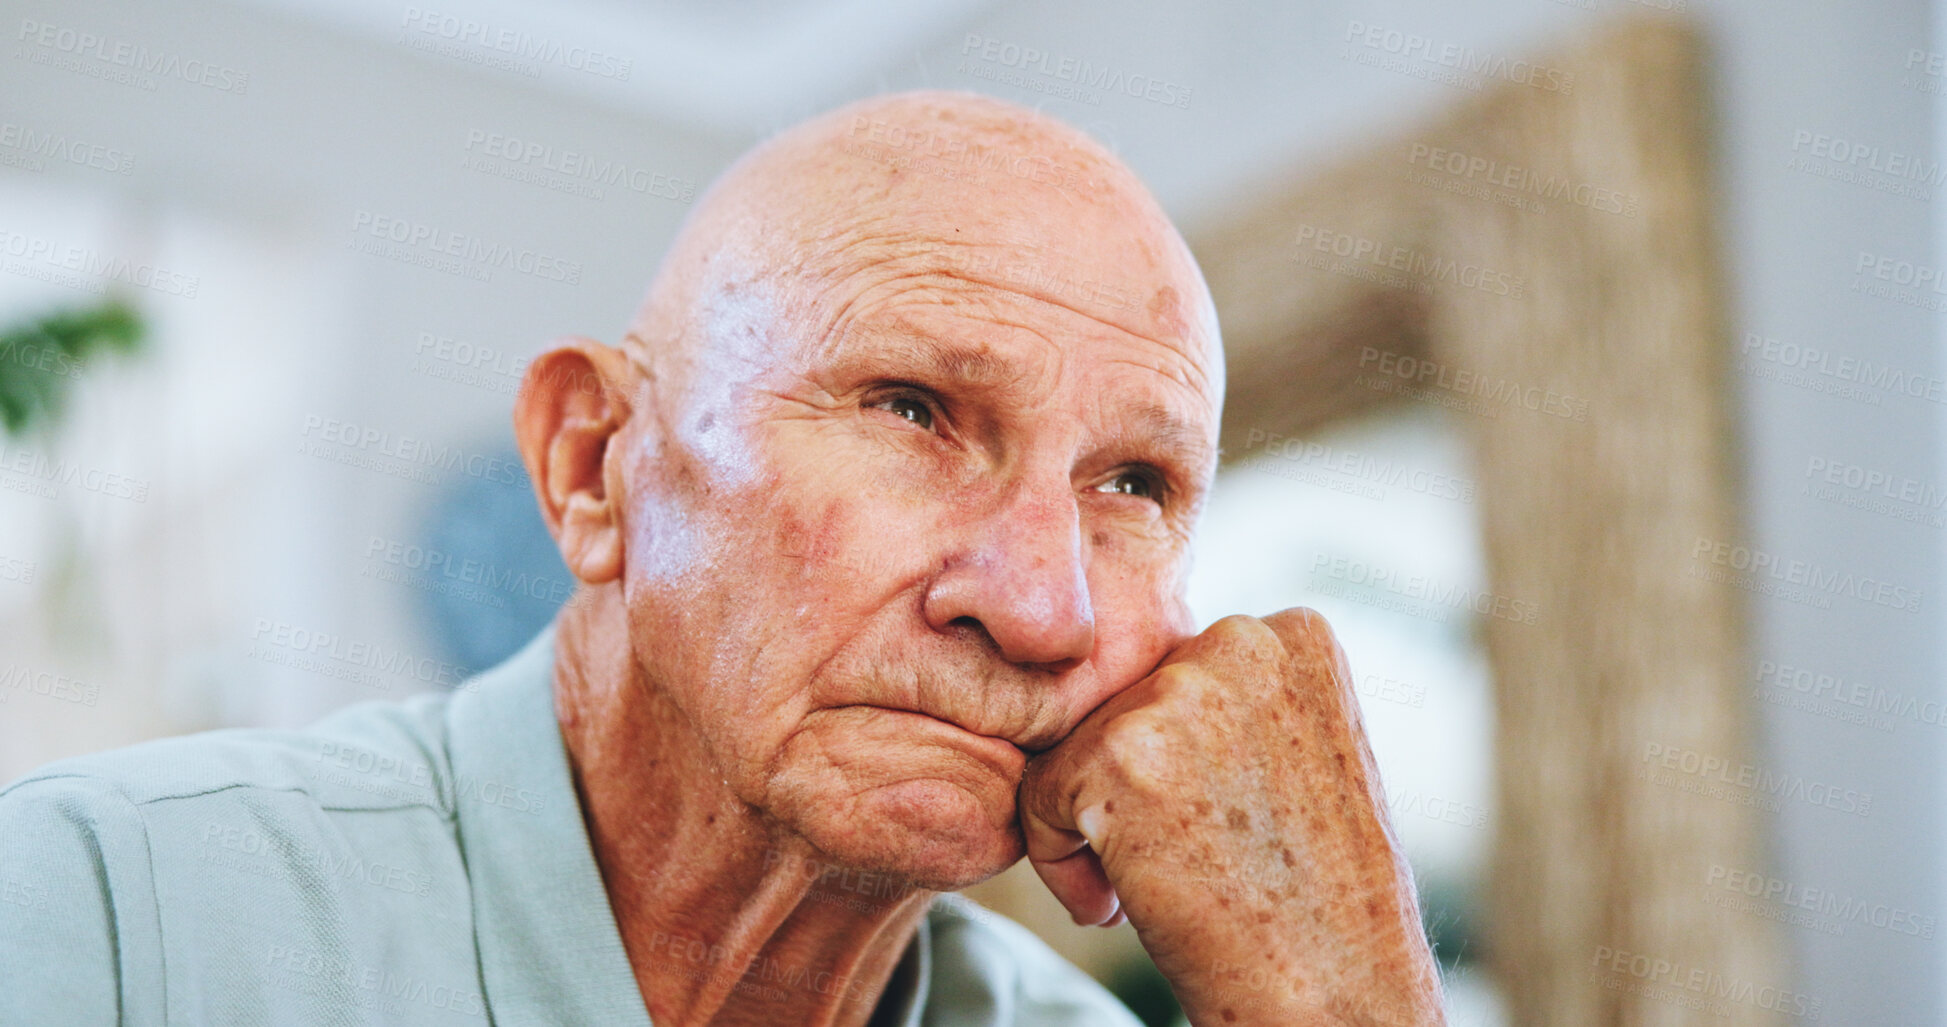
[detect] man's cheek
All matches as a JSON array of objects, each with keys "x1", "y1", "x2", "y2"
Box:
[
  {"x1": 1088, "y1": 571, "x2": 1197, "y2": 696},
  {"x1": 711, "y1": 697, "x2": 821, "y2": 805},
  {"x1": 1162, "y1": 593, "x2": 1198, "y2": 647},
  {"x1": 764, "y1": 462, "x2": 921, "y2": 575}
]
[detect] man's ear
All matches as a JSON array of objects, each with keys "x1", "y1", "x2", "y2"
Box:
[{"x1": 513, "y1": 338, "x2": 635, "y2": 585}]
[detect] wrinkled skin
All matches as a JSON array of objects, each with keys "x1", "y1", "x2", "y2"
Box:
[{"x1": 515, "y1": 90, "x2": 1444, "y2": 1026}]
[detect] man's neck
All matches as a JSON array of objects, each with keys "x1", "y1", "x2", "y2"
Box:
[{"x1": 552, "y1": 589, "x2": 935, "y2": 1027}]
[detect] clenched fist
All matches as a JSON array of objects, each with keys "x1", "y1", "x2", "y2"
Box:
[{"x1": 1018, "y1": 609, "x2": 1446, "y2": 1026}]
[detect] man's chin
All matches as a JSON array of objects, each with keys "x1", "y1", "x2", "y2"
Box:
[
  {"x1": 795, "y1": 778, "x2": 1026, "y2": 892},
  {"x1": 766, "y1": 712, "x2": 1031, "y2": 890}
]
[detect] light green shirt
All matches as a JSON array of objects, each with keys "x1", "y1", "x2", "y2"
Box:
[{"x1": 0, "y1": 626, "x2": 1141, "y2": 1026}]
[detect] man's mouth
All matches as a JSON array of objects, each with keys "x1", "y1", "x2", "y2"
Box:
[{"x1": 835, "y1": 705, "x2": 1043, "y2": 768}]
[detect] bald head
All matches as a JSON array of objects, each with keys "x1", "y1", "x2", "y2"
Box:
[{"x1": 623, "y1": 90, "x2": 1222, "y2": 415}]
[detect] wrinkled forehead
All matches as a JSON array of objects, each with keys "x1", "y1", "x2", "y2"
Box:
[
  {"x1": 821, "y1": 239, "x2": 1217, "y2": 402},
  {"x1": 631, "y1": 93, "x2": 1225, "y2": 421}
]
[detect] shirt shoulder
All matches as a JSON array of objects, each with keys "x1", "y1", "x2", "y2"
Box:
[
  {"x1": 1, "y1": 689, "x2": 458, "y2": 814},
  {"x1": 0, "y1": 774, "x2": 160, "y2": 1024},
  {"x1": 0, "y1": 691, "x2": 492, "y2": 1026},
  {"x1": 923, "y1": 893, "x2": 1145, "y2": 1027}
]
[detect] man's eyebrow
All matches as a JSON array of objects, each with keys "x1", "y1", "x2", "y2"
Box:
[
  {"x1": 847, "y1": 331, "x2": 1018, "y2": 390},
  {"x1": 1115, "y1": 402, "x2": 1217, "y2": 475}
]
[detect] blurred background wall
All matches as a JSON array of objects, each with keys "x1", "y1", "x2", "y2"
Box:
[{"x1": 0, "y1": 0, "x2": 1939, "y2": 1023}]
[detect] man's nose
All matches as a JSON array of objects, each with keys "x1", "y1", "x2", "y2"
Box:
[{"x1": 921, "y1": 485, "x2": 1096, "y2": 670}]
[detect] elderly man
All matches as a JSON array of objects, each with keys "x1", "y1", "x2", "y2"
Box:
[{"x1": 0, "y1": 92, "x2": 1443, "y2": 1025}]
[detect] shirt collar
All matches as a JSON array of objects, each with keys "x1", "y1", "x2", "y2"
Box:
[
  {"x1": 443, "y1": 623, "x2": 934, "y2": 1026},
  {"x1": 445, "y1": 623, "x2": 654, "y2": 1027},
  {"x1": 880, "y1": 909, "x2": 933, "y2": 1027}
]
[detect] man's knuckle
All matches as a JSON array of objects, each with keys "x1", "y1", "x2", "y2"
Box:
[
  {"x1": 1210, "y1": 613, "x2": 1270, "y2": 642},
  {"x1": 1149, "y1": 663, "x2": 1203, "y2": 697},
  {"x1": 1267, "y1": 606, "x2": 1335, "y2": 651},
  {"x1": 1097, "y1": 713, "x2": 1175, "y2": 791},
  {"x1": 1103, "y1": 708, "x2": 1166, "y2": 744}
]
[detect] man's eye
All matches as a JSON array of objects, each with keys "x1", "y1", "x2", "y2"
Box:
[
  {"x1": 871, "y1": 394, "x2": 935, "y2": 430},
  {"x1": 1096, "y1": 469, "x2": 1163, "y2": 503}
]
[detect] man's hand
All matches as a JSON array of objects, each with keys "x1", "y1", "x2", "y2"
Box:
[{"x1": 1018, "y1": 609, "x2": 1446, "y2": 1026}]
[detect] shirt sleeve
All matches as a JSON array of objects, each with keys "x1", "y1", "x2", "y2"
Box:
[{"x1": 0, "y1": 775, "x2": 165, "y2": 1026}]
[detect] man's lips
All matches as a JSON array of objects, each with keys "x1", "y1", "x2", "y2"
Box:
[{"x1": 829, "y1": 705, "x2": 1045, "y2": 770}]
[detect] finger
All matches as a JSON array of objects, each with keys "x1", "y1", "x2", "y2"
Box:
[
  {"x1": 1027, "y1": 845, "x2": 1121, "y2": 927},
  {"x1": 1020, "y1": 793, "x2": 1121, "y2": 925},
  {"x1": 1021, "y1": 740, "x2": 1124, "y2": 927},
  {"x1": 1019, "y1": 778, "x2": 1087, "y2": 861},
  {"x1": 1018, "y1": 737, "x2": 1087, "y2": 860}
]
